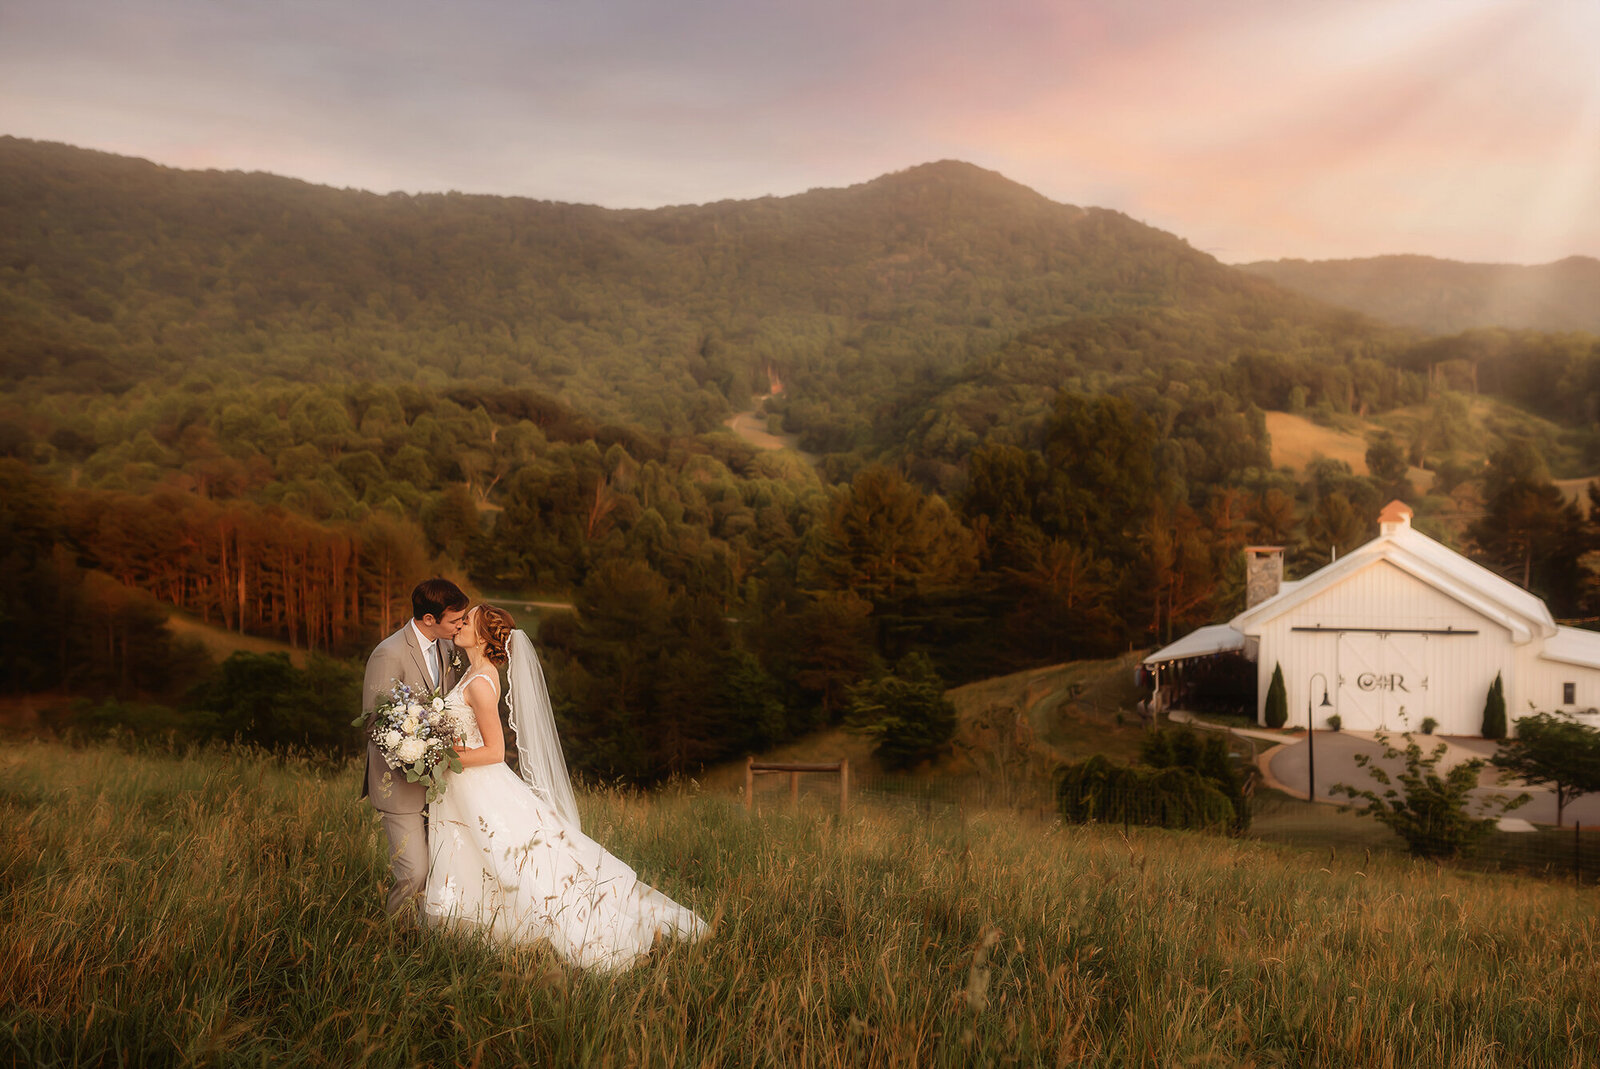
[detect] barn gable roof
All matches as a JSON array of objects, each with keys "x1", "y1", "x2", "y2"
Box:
[
  {"x1": 1542, "y1": 626, "x2": 1600, "y2": 670},
  {"x1": 1229, "y1": 500, "x2": 1556, "y2": 645}
]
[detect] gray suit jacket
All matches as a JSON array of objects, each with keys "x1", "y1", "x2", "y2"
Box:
[{"x1": 360, "y1": 622, "x2": 460, "y2": 814}]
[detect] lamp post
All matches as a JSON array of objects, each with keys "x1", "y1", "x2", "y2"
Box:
[{"x1": 1307, "y1": 672, "x2": 1332, "y2": 801}]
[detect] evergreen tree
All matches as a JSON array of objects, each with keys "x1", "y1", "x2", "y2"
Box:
[
  {"x1": 1264, "y1": 662, "x2": 1288, "y2": 728},
  {"x1": 1481, "y1": 672, "x2": 1507, "y2": 740},
  {"x1": 845, "y1": 653, "x2": 958, "y2": 770},
  {"x1": 1364, "y1": 431, "x2": 1412, "y2": 499},
  {"x1": 1472, "y1": 440, "x2": 1589, "y2": 611},
  {"x1": 1040, "y1": 393, "x2": 1159, "y2": 561}
]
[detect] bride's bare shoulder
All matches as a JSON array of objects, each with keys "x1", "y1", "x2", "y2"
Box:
[{"x1": 463, "y1": 671, "x2": 501, "y2": 701}]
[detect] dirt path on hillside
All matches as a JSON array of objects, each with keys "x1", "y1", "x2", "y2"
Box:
[{"x1": 723, "y1": 392, "x2": 818, "y2": 464}]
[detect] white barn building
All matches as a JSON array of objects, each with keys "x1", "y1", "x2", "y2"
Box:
[{"x1": 1147, "y1": 501, "x2": 1600, "y2": 736}]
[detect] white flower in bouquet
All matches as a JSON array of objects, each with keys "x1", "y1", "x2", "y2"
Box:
[{"x1": 360, "y1": 678, "x2": 467, "y2": 803}]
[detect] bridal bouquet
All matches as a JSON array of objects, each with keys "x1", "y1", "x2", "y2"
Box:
[{"x1": 357, "y1": 681, "x2": 467, "y2": 802}]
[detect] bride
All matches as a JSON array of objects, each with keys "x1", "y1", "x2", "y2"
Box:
[{"x1": 423, "y1": 604, "x2": 708, "y2": 970}]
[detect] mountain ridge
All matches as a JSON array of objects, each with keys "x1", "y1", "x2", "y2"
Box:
[
  {"x1": 1238, "y1": 254, "x2": 1600, "y2": 335},
  {"x1": 2, "y1": 135, "x2": 1397, "y2": 444}
]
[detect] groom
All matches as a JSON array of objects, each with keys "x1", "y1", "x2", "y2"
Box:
[{"x1": 361, "y1": 577, "x2": 470, "y2": 920}]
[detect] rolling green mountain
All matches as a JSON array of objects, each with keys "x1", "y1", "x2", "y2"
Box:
[
  {"x1": 1238, "y1": 254, "x2": 1600, "y2": 335},
  {"x1": 2, "y1": 136, "x2": 1397, "y2": 449}
]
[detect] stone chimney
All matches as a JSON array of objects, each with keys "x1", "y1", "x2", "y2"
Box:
[
  {"x1": 1378, "y1": 500, "x2": 1413, "y2": 536},
  {"x1": 1245, "y1": 546, "x2": 1284, "y2": 609}
]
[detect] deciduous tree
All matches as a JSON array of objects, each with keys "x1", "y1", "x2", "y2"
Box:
[{"x1": 1491, "y1": 712, "x2": 1600, "y2": 827}]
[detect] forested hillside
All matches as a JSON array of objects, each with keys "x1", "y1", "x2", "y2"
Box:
[
  {"x1": 2, "y1": 135, "x2": 1396, "y2": 445},
  {"x1": 1239, "y1": 254, "x2": 1600, "y2": 335},
  {"x1": 7, "y1": 137, "x2": 1600, "y2": 782}
]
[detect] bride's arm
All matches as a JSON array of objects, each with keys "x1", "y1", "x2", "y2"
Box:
[{"x1": 453, "y1": 677, "x2": 506, "y2": 768}]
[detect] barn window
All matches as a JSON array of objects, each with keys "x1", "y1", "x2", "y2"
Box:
[{"x1": 1564, "y1": 682, "x2": 1576, "y2": 704}]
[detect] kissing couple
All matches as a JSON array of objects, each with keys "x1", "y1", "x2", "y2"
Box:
[{"x1": 359, "y1": 578, "x2": 708, "y2": 971}]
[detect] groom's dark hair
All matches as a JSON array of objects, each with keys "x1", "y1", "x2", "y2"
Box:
[{"x1": 412, "y1": 578, "x2": 469, "y2": 621}]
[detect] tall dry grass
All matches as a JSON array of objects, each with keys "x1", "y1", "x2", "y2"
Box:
[{"x1": 3, "y1": 740, "x2": 1596, "y2": 1067}]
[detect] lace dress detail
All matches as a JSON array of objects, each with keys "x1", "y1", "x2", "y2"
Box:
[
  {"x1": 446, "y1": 670, "x2": 496, "y2": 748},
  {"x1": 423, "y1": 666, "x2": 706, "y2": 971}
]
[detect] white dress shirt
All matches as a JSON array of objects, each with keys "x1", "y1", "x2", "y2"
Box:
[{"x1": 409, "y1": 619, "x2": 440, "y2": 690}]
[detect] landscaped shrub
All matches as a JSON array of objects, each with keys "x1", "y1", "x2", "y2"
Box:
[
  {"x1": 1140, "y1": 725, "x2": 1254, "y2": 831},
  {"x1": 1056, "y1": 754, "x2": 1237, "y2": 834},
  {"x1": 1420, "y1": 717, "x2": 1438, "y2": 735},
  {"x1": 1264, "y1": 662, "x2": 1288, "y2": 728},
  {"x1": 1327, "y1": 713, "x2": 1342, "y2": 732},
  {"x1": 1333, "y1": 722, "x2": 1527, "y2": 858},
  {"x1": 1482, "y1": 673, "x2": 1507, "y2": 739}
]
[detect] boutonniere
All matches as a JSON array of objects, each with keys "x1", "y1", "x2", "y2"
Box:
[{"x1": 448, "y1": 648, "x2": 466, "y2": 675}]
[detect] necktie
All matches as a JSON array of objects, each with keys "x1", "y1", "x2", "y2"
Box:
[{"x1": 427, "y1": 642, "x2": 440, "y2": 689}]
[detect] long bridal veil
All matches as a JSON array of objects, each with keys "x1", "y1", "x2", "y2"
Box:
[{"x1": 505, "y1": 630, "x2": 581, "y2": 829}]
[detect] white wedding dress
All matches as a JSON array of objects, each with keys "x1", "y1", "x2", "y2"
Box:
[{"x1": 422, "y1": 658, "x2": 708, "y2": 971}]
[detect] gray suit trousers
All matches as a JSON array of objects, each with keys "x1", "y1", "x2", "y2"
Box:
[{"x1": 380, "y1": 809, "x2": 428, "y2": 920}]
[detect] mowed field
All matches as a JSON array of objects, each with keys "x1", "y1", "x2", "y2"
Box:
[
  {"x1": 1265, "y1": 402, "x2": 1600, "y2": 502},
  {"x1": 4, "y1": 741, "x2": 1596, "y2": 1067},
  {"x1": 1263, "y1": 411, "x2": 1437, "y2": 492},
  {"x1": 1263, "y1": 411, "x2": 1375, "y2": 474}
]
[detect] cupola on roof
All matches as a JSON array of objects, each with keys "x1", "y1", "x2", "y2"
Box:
[{"x1": 1378, "y1": 499, "x2": 1413, "y2": 535}]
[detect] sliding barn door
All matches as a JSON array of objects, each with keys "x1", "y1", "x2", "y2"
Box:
[{"x1": 1336, "y1": 632, "x2": 1433, "y2": 731}]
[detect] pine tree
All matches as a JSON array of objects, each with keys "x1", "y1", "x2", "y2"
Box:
[
  {"x1": 1264, "y1": 662, "x2": 1288, "y2": 728},
  {"x1": 845, "y1": 653, "x2": 958, "y2": 770}
]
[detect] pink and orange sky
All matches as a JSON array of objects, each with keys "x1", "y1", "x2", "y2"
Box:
[{"x1": 2, "y1": 0, "x2": 1596, "y2": 264}]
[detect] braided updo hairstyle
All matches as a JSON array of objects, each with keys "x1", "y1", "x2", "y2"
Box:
[{"x1": 474, "y1": 605, "x2": 517, "y2": 667}]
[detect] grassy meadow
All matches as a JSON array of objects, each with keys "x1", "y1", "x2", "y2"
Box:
[{"x1": 4, "y1": 741, "x2": 1598, "y2": 1068}]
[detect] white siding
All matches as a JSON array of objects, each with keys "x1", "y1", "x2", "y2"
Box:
[
  {"x1": 1253, "y1": 560, "x2": 1510, "y2": 735},
  {"x1": 1515, "y1": 649, "x2": 1600, "y2": 724},
  {"x1": 1231, "y1": 519, "x2": 1600, "y2": 738}
]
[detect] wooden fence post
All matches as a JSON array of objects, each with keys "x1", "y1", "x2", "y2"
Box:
[{"x1": 744, "y1": 759, "x2": 849, "y2": 816}]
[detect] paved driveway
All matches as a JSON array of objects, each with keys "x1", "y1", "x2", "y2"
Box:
[{"x1": 1266, "y1": 730, "x2": 1600, "y2": 826}]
